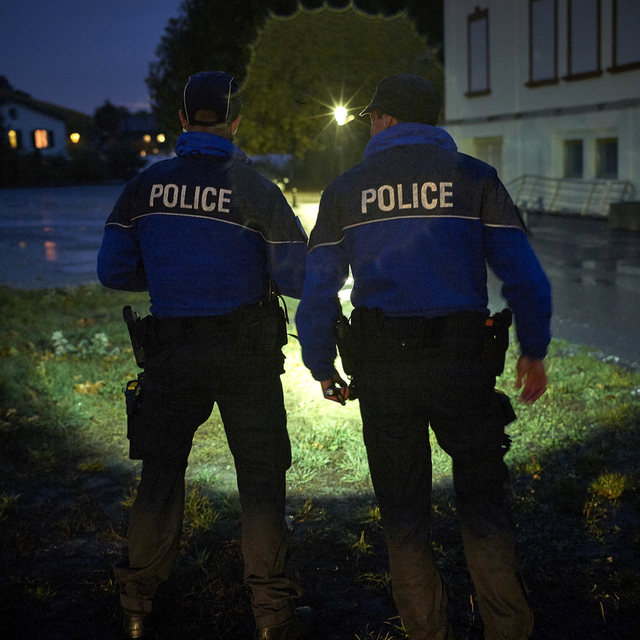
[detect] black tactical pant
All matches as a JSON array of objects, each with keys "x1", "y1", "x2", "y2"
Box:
[
  {"x1": 115, "y1": 314, "x2": 300, "y2": 630},
  {"x1": 354, "y1": 314, "x2": 533, "y2": 640}
]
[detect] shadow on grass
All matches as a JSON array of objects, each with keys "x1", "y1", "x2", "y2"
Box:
[
  {"x1": 1, "y1": 407, "x2": 640, "y2": 639},
  {"x1": 1, "y1": 285, "x2": 639, "y2": 638}
]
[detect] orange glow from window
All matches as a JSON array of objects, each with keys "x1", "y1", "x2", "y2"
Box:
[
  {"x1": 143, "y1": 134, "x2": 151, "y2": 143},
  {"x1": 34, "y1": 130, "x2": 49, "y2": 149},
  {"x1": 8, "y1": 130, "x2": 18, "y2": 148},
  {"x1": 44, "y1": 241, "x2": 57, "y2": 262}
]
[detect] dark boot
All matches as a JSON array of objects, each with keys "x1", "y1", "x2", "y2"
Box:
[
  {"x1": 254, "y1": 618, "x2": 304, "y2": 640},
  {"x1": 123, "y1": 609, "x2": 157, "y2": 639}
]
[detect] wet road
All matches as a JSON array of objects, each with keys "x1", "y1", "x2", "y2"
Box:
[
  {"x1": 0, "y1": 185, "x2": 122, "y2": 290},
  {"x1": 518, "y1": 212, "x2": 640, "y2": 370},
  {"x1": 1, "y1": 187, "x2": 639, "y2": 369}
]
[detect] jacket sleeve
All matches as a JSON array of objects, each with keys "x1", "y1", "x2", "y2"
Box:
[
  {"x1": 295, "y1": 189, "x2": 350, "y2": 380},
  {"x1": 262, "y1": 190, "x2": 308, "y2": 299},
  {"x1": 96, "y1": 179, "x2": 148, "y2": 292},
  {"x1": 482, "y1": 177, "x2": 552, "y2": 359}
]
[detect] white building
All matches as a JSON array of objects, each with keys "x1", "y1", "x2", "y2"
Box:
[
  {"x1": 0, "y1": 96, "x2": 68, "y2": 158},
  {"x1": 444, "y1": 0, "x2": 640, "y2": 216}
]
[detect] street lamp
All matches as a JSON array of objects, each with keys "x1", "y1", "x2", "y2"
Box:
[
  {"x1": 333, "y1": 106, "x2": 354, "y2": 175},
  {"x1": 334, "y1": 106, "x2": 354, "y2": 126}
]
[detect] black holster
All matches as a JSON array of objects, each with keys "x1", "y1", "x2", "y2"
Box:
[
  {"x1": 123, "y1": 372, "x2": 145, "y2": 460},
  {"x1": 482, "y1": 308, "x2": 512, "y2": 376}
]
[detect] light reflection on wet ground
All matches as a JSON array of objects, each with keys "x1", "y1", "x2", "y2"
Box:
[
  {"x1": 1, "y1": 187, "x2": 639, "y2": 368},
  {"x1": 0, "y1": 185, "x2": 123, "y2": 289}
]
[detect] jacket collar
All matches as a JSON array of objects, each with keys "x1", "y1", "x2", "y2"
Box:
[
  {"x1": 363, "y1": 123, "x2": 457, "y2": 159},
  {"x1": 175, "y1": 131, "x2": 252, "y2": 165}
]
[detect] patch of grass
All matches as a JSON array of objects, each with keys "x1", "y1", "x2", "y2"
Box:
[
  {"x1": 589, "y1": 472, "x2": 633, "y2": 502},
  {"x1": 184, "y1": 483, "x2": 219, "y2": 532},
  {"x1": 25, "y1": 582, "x2": 56, "y2": 602},
  {"x1": 1, "y1": 285, "x2": 640, "y2": 638},
  {"x1": 347, "y1": 531, "x2": 373, "y2": 555},
  {"x1": 0, "y1": 493, "x2": 20, "y2": 521}
]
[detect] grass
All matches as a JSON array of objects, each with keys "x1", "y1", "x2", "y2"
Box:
[{"x1": 1, "y1": 283, "x2": 640, "y2": 638}]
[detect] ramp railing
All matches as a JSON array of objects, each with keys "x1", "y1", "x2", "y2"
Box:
[{"x1": 505, "y1": 175, "x2": 636, "y2": 217}]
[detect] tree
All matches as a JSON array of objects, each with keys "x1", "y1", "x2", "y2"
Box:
[
  {"x1": 93, "y1": 101, "x2": 146, "y2": 181},
  {"x1": 145, "y1": 1, "x2": 442, "y2": 145},
  {"x1": 147, "y1": 0, "x2": 298, "y2": 141},
  {"x1": 94, "y1": 100, "x2": 131, "y2": 142},
  {"x1": 237, "y1": 4, "x2": 443, "y2": 162}
]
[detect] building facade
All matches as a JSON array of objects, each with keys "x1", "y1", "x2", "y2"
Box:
[
  {"x1": 1, "y1": 97, "x2": 69, "y2": 158},
  {"x1": 444, "y1": 0, "x2": 640, "y2": 215}
]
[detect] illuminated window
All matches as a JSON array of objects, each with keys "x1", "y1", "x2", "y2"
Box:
[
  {"x1": 610, "y1": 0, "x2": 640, "y2": 72},
  {"x1": 596, "y1": 139, "x2": 618, "y2": 179},
  {"x1": 467, "y1": 7, "x2": 490, "y2": 96},
  {"x1": 564, "y1": 140, "x2": 583, "y2": 178},
  {"x1": 70, "y1": 133, "x2": 80, "y2": 144},
  {"x1": 566, "y1": 0, "x2": 602, "y2": 80},
  {"x1": 8, "y1": 129, "x2": 22, "y2": 149},
  {"x1": 528, "y1": 0, "x2": 558, "y2": 86},
  {"x1": 33, "y1": 129, "x2": 50, "y2": 149}
]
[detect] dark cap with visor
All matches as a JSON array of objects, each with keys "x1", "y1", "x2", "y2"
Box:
[
  {"x1": 359, "y1": 74, "x2": 442, "y2": 126},
  {"x1": 182, "y1": 71, "x2": 242, "y2": 126}
]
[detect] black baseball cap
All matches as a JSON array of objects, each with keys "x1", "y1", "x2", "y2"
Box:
[
  {"x1": 359, "y1": 74, "x2": 442, "y2": 125},
  {"x1": 182, "y1": 71, "x2": 241, "y2": 126}
]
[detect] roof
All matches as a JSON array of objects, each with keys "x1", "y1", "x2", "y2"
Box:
[{"x1": 0, "y1": 90, "x2": 94, "y2": 133}]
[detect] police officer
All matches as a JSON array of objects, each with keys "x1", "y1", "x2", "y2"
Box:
[
  {"x1": 98, "y1": 71, "x2": 308, "y2": 640},
  {"x1": 296, "y1": 74, "x2": 551, "y2": 639}
]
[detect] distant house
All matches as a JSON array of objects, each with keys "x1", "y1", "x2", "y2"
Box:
[
  {"x1": 443, "y1": 0, "x2": 640, "y2": 216},
  {"x1": 0, "y1": 94, "x2": 68, "y2": 157},
  {"x1": 0, "y1": 91, "x2": 94, "y2": 159}
]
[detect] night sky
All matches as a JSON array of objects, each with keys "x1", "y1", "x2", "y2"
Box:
[{"x1": 0, "y1": 0, "x2": 184, "y2": 116}]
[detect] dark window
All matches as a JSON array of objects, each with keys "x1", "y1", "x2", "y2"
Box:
[
  {"x1": 48, "y1": 130, "x2": 55, "y2": 148},
  {"x1": 8, "y1": 107, "x2": 18, "y2": 119},
  {"x1": 566, "y1": 0, "x2": 602, "y2": 81},
  {"x1": 528, "y1": 0, "x2": 558, "y2": 86},
  {"x1": 610, "y1": 0, "x2": 640, "y2": 72},
  {"x1": 564, "y1": 139, "x2": 584, "y2": 178},
  {"x1": 466, "y1": 7, "x2": 490, "y2": 97},
  {"x1": 596, "y1": 138, "x2": 618, "y2": 179}
]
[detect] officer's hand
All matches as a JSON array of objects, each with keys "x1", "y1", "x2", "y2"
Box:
[
  {"x1": 321, "y1": 373, "x2": 349, "y2": 405},
  {"x1": 515, "y1": 356, "x2": 547, "y2": 404}
]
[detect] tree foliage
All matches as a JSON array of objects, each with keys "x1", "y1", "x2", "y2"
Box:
[
  {"x1": 146, "y1": 1, "x2": 442, "y2": 144},
  {"x1": 237, "y1": 5, "x2": 443, "y2": 159},
  {"x1": 147, "y1": 0, "x2": 300, "y2": 141}
]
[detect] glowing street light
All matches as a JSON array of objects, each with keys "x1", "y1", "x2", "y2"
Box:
[
  {"x1": 70, "y1": 133, "x2": 80, "y2": 144},
  {"x1": 334, "y1": 106, "x2": 348, "y2": 126},
  {"x1": 157, "y1": 133, "x2": 166, "y2": 143}
]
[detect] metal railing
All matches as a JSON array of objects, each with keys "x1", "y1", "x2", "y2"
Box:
[{"x1": 505, "y1": 175, "x2": 636, "y2": 217}]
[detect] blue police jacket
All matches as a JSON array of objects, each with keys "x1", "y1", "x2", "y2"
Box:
[
  {"x1": 97, "y1": 132, "x2": 308, "y2": 317},
  {"x1": 296, "y1": 123, "x2": 552, "y2": 380}
]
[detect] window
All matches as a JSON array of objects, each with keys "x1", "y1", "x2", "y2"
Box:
[
  {"x1": 528, "y1": 0, "x2": 558, "y2": 86},
  {"x1": 8, "y1": 130, "x2": 22, "y2": 149},
  {"x1": 564, "y1": 140, "x2": 583, "y2": 178},
  {"x1": 566, "y1": 0, "x2": 602, "y2": 80},
  {"x1": 474, "y1": 137, "x2": 503, "y2": 176},
  {"x1": 32, "y1": 129, "x2": 51, "y2": 149},
  {"x1": 596, "y1": 139, "x2": 618, "y2": 179},
  {"x1": 467, "y1": 7, "x2": 490, "y2": 96},
  {"x1": 610, "y1": 0, "x2": 640, "y2": 72}
]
